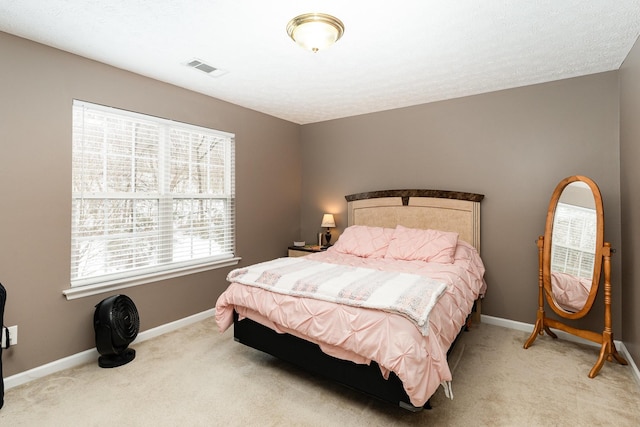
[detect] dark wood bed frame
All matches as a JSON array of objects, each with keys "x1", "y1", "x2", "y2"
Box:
[{"x1": 232, "y1": 189, "x2": 484, "y2": 411}]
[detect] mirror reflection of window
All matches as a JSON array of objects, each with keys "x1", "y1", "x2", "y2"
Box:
[{"x1": 551, "y1": 202, "x2": 596, "y2": 280}]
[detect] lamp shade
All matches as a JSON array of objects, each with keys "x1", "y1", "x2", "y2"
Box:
[
  {"x1": 286, "y1": 13, "x2": 344, "y2": 52},
  {"x1": 321, "y1": 214, "x2": 336, "y2": 228}
]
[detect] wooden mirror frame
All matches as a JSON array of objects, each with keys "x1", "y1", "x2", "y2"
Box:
[
  {"x1": 524, "y1": 175, "x2": 627, "y2": 378},
  {"x1": 543, "y1": 176, "x2": 603, "y2": 319}
]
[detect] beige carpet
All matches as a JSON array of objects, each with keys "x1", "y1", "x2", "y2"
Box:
[{"x1": 1, "y1": 318, "x2": 639, "y2": 426}]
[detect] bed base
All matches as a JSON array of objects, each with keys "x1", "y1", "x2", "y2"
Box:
[
  {"x1": 232, "y1": 311, "x2": 426, "y2": 411},
  {"x1": 232, "y1": 308, "x2": 475, "y2": 411}
]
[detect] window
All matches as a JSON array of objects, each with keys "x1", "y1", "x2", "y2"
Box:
[
  {"x1": 69, "y1": 100, "x2": 237, "y2": 294},
  {"x1": 550, "y1": 202, "x2": 596, "y2": 280}
]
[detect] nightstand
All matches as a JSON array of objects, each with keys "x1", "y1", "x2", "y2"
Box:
[{"x1": 288, "y1": 245, "x2": 325, "y2": 257}]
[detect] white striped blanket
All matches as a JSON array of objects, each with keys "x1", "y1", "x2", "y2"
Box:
[{"x1": 227, "y1": 257, "x2": 448, "y2": 336}]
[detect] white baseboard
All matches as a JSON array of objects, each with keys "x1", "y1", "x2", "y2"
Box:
[
  {"x1": 5, "y1": 311, "x2": 639, "y2": 392},
  {"x1": 481, "y1": 314, "x2": 640, "y2": 387},
  {"x1": 4, "y1": 308, "x2": 216, "y2": 391},
  {"x1": 618, "y1": 342, "x2": 640, "y2": 387}
]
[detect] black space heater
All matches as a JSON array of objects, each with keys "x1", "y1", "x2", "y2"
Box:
[{"x1": 93, "y1": 295, "x2": 139, "y2": 368}]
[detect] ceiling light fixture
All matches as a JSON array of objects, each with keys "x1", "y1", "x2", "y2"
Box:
[{"x1": 286, "y1": 13, "x2": 345, "y2": 53}]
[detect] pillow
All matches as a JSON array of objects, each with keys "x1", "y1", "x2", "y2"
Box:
[
  {"x1": 384, "y1": 225, "x2": 459, "y2": 263},
  {"x1": 331, "y1": 225, "x2": 395, "y2": 258},
  {"x1": 453, "y1": 239, "x2": 475, "y2": 261}
]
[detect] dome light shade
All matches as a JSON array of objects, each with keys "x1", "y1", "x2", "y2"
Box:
[{"x1": 287, "y1": 13, "x2": 344, "y2": 53}]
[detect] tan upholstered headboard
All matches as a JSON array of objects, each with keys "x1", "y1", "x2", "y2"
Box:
[{"x1": 345, "y1": 189, "x2": 484, "y2": 252}]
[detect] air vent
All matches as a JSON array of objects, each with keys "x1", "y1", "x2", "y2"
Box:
[{"x1": 186, "y1": 59, "x2": 228, "y2": 77}]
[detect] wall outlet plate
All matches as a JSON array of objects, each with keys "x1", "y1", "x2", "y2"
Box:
[{"x1": 1, "y1": 325, "x2": 17, "y2": 348}]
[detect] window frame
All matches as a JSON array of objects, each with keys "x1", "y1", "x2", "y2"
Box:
[{"x1": 65, "y1": 100, "x2": 239, "y2": 300}]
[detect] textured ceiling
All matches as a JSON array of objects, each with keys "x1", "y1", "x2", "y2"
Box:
[{"x1": 1, "y1": 1, "x2": 639, "y2": 124}]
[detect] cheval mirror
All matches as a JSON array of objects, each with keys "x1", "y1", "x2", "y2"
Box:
[{"x1": 523, "y1": 175, "x2": 627, "y2": 377}]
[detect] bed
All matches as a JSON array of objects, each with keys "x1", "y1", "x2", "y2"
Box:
[{"x1": 215, "y1": 189, "x2": 486, "y2": 411}]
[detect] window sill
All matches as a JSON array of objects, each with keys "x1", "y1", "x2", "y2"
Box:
[{"x1": 63, "y1": 257, "x2": 241, "y2": 300}]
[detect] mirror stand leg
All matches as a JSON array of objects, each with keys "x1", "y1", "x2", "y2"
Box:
[
  {"x1": 524, "y1": 318, "x2": 542, "y2": 348},
  {"x1": 609, "y1": 343, "x2": 628, "y2": 365},
  {"x1": 588, "y1": 332, "x2": 628, "y2": 378},
  {"x1": 525, "y1": 309, "x2": 559, "y2": 349},
  {"x1": 589, "y1": 340, "x2": 609, "y2": 378},
  {"x1": 543, "y1": 324, "x2": 557, "y2": 339},
  {"x1": 524, "y1": 310, "x2": 554, "y2": 348}
]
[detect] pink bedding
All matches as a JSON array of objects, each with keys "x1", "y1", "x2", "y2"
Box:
[
  {"x1": 551, "y1": 271, "x2": 591, "y2": 312},
  {"x1": 215, "y1": 240, "x2": 486, "y2": 407}
]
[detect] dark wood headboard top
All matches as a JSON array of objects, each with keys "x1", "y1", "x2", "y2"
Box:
[{"x1": 345, "y1": 189, "x2": 485, "y2": 205}]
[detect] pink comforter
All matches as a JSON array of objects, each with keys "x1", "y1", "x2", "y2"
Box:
[{"x1": 215, "y1": 241, "x2": 486, "y2": 407}]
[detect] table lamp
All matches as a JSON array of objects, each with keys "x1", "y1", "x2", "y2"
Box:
[{"x1": 321, "y1": 214, "x2": 336, "y2": 247}]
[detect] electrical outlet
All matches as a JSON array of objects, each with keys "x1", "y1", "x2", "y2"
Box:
[{"x1": 1, "y1": 325, "x2": 18, "y2": 348}]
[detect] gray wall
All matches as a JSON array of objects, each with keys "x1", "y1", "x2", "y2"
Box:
[
  {"x1": 299, "y1": 72, "x2": 622, "y2": 335},
  {"x1": 0, "y1": 32, "x2": 301, "y2": 376},
  {"x1": 620, "y1": 35, "x2": 640, "y2": 366}
]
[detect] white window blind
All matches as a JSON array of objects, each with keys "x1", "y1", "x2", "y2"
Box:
[
  {"x1": 71, "y1": 100, "x2": 236, "y2": 288},
  {"x1": 550, "y1": 202, "x2": 596, "y2": 280}
]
